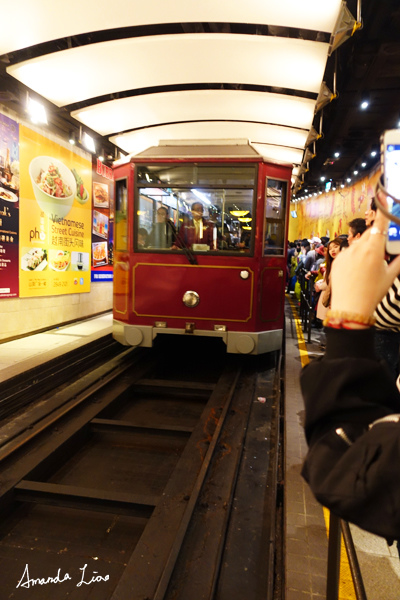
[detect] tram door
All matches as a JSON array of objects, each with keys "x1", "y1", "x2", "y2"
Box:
[{"x1": 259, "y1": 175, "x2": 289, "y2": 326}]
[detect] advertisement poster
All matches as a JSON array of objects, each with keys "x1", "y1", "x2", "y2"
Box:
[
  {"x1": 91, "y1": 160, "x2": 114, "y2": 282},
  {"x1": 19, "y1": 125, "x2": 92, "y2": 297},
  {"x1": 288, "y1": 168, "x2": 380, "y2": 241},
  {"x1": 0, "y1": 112, "x2": 20, "y2": 298}
]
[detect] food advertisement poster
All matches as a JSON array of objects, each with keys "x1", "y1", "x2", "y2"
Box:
[
  {"x1": 288, "y1": 167, "x2": 380, "y2": 241},
  {"x1": 19, "y1": 125, "x2": 92, "y2": 297},
  {"x1": 0, "y1": 112, "x2": 20, "y2": 298},
  {"x1": 91, "y1": 161, "x2": 114, "y2": 282}
]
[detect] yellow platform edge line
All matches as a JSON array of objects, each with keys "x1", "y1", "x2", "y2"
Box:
[{"x1": 287, "y1": 295, "x2": 357, "y2": 600}]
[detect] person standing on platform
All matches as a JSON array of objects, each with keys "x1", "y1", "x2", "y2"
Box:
[
  {"x1": 365, "y1": 197, "x2": 377, "y2": 228},
  {"x1": 347, "y1": 217, "x2": 367, "y2": 245}
]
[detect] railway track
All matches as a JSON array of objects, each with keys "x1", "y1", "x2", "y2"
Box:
[{"x1": 0, "y1": 336, "x2": 283, "y2": 600}]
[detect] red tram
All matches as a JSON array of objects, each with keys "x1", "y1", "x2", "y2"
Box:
[{"x1": 112, "y1": 142, "x2": 291, "y2": 355}]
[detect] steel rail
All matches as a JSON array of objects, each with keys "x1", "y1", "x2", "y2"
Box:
[
  {"x1": 0, "y1": 346, "x2": 143, "y2": 461},
  {"x1": 111, "y1": 364, "x2": 241, "y2": 600}
]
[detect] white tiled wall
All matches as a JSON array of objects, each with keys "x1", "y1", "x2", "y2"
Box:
[{"x1": 0, "y1": 282, "x2": 112, "y2": 341}]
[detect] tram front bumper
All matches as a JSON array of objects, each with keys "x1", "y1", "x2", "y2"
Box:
[{"x1": 113, "y1": 320, "x2": 282, "y2": 355}]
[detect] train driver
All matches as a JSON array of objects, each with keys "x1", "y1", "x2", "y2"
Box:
[{"x1": 174, "y1": 201, "x2": 216, "y2": 250}]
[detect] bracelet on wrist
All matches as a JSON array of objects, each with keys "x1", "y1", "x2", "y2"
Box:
[{"x1": 323, "y1": 310, "x2": 376, "y2": 329}]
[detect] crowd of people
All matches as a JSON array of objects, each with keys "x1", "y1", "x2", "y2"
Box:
[
  {"x1": 289, "y1": 197, "x2": 400, "y2": 381},
  {"x1": 287, "y1": 207, "x2": 374, "y2": 331},
  {"x1": 298, "y1": 193, "x2": 400, "y2": 541}
]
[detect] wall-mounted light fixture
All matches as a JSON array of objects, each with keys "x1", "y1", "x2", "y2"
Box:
[
  {"x1": 82, "y1": 132, "x2": 96, "y2": 153},
  {"x1": 27, "y1": 95, "x2": 47, "y2": 125},
  {"x1": 69, "y1": 131, "x2": 76, "y2": 145}
]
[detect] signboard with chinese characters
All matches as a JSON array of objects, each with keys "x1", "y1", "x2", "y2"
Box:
[
  {"x1": 91, "y1": 158, "x2": 114, "y2": 282},
  {"x1": 19, "y1": 125, "x2": 92, "y2": 297},
  {"x1": 0, "y1": 112, "x2": 19, "y2": 298}
]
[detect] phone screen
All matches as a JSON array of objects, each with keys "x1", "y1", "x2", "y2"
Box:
[{"x1": 385, "y1": 143, "x2": 400, "y2": 242}]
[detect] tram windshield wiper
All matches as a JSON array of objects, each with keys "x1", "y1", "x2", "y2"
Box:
[{"x1": 168, "y1": 221, "x2": 198, "y2": 265}]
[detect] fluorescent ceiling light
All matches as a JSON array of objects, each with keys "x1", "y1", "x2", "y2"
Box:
[
  {"x1": 110, "y1": 121, "x2": 310, "y2": 156},
  {"x1": 72, "y1": 90, "x2": 315, "y2": 136},
  {"x1": 8, "y1": 35, "x2": 328, "y2": 107},
  {"x1": 0, "y1": 0, "x2": 342, "y2": 55},
  {"x1": 111, "y1": 130, "x2": 305, "y2": 167},
  {"x1": 191, "y1": 189, "x2": 211, "y2": 205}
]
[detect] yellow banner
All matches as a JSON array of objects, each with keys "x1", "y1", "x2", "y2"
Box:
[
  {"x1": 289, "y1": 168, "x2": 380, "y2": 241},
  {"x1": 19, "y1": 126, "x2": 92, "y2": 296}
]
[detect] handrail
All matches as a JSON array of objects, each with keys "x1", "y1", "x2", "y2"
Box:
[
  {"x1": 326, "y1": 512, "x2": 368, "y2": 600},
  {"x1": 341, "y1": 520, "x2": 368, "y2": 600}
]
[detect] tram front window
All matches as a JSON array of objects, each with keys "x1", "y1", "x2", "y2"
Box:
[{"x1": 135, "y1": 163, "x2": 257, "y2": 254}]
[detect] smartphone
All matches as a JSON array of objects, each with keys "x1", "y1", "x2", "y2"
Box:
[{"x1": 382, "y1": 129, "x2": 400, "y2": 253}]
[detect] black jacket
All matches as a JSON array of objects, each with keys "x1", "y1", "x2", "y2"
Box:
[{"x1": 301, "y1": 327, "x2": 400, "y2": 539}]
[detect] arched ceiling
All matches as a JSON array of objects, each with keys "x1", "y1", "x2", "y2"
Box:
[{"x1": 1, "y1": 0, "x2": 399, "y2": 194}]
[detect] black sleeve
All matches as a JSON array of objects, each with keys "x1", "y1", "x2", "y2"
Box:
[
  {"x1": 301, "y1": 328, "x2": 400, "y2": 444},
  {"x1": 300, "y1": 327, "x2": 400, "y2": 539}
]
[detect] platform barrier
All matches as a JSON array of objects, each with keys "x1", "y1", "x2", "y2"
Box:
[{"x1": 326, "y1": 512, "x2": 368, "y2": 600}]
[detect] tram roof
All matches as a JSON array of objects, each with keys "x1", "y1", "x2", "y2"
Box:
[{"x1": 128, "y1": 140, "x2": 264, "y2": 161}]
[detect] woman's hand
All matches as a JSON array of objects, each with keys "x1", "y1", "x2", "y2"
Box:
[
  {"x1": 330, "y1": 192, "x2": 400, "y2": 319},
  {"x1": 314, "y1": 279, "x2": 326, "y2": 292}
]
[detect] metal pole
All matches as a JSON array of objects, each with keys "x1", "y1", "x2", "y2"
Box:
[
  {"x1": 307, "y1": 279, "x2": 313, "y2": 343},
  {"x1": 357, "y1": 0, "x2": 362, "y2": 25},
  {"x1": 341, "y1": 521, "x2": 368, "y2": 600},
  {"x1": 326, "y1": 513, "x2": 341, "y2": 600}
]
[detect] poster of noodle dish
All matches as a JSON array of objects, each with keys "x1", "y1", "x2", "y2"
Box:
[{"x1": 19, "y1": 125, "x2": 92, "y2": 297}]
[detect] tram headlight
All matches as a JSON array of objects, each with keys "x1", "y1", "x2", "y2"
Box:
[{"x1": 182, "y1": 290, "x2": 200, "y2": 307}]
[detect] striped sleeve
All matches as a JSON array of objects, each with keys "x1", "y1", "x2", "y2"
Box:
[{"x1": 374, "y1": 277, "x2": 400, "y2": 331}]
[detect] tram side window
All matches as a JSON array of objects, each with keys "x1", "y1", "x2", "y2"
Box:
[
  {"x1": 263, "y1": 179, "x2": 287, "y2": 256},
  {"x1": 115, "y1": 178, "x2": 128, "y2": 251}
]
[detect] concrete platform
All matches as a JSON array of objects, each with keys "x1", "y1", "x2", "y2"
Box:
[{"x1": 0, "y1": 312, "x2": 113, "y2": 383}]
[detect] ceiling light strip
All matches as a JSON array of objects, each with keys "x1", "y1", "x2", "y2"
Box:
[
  {"x1": 71, "y1": 89, "x2": 316, "y2": 137},
  {"x1": 109, "y1": 121, "x2": 308, "y2": 160},
  {"x1": 7, "y1": 34, "x2": 329, "y2": 107},
  {"x1": 0, "y1": 0, "x2": 343, "y2": 55}
]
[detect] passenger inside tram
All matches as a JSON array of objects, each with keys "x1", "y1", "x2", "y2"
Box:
[
  {"x1": 148, "y1": 205, "x2": 175, "y2": 249},
  {"x1": 137, "y1": 227, "x2": 149, "y2": 248}
]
